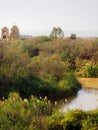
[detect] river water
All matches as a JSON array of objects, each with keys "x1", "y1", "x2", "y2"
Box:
[{"x1": 63, "y1": 88, "x2": 98, "y2": 112}]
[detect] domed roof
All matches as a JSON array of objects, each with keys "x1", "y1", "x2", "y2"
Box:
[
  {"x1": 2, "y1": 26, "x2": 9, "y2": 30},
  {"x1": 10, "y1": 25, "x2": 20, "y2": 40},
  {"x1": 11, "y1": 25, "x2": 19, "y2": 30}
]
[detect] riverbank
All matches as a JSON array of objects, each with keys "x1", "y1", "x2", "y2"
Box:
[{"x1": 77, "y1": 78, "x2": 98, "y2": 88}]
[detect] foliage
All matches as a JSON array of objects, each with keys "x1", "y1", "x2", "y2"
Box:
[
  {"x1": 0, "y1": 93, "x2": 98, "y2": 130},
  {"x1": 0, "y1": 37, "x2": 98, "y2": 100},
  {"x1": 39, "y1": 35, "x2": 53, "y2": 42},
  {"x1": 78, "y1": 64, "x2": 98, "y2": 77},
  {"x1": 82, "y1": 110, "x2": 98, "y2": 130},
  {"x1": 58, "y1": 73, "x2": 81, "y2": 98},
  {"x1": 48, "y1": 110, "x2": 98, "y2": 130},
  {"x1": 0, "y1": 92, "x2": 55, "y2": 130},
  {"x1": 70, "y1": 34, "x2": 76, "y2": 39},
  {"x1": 0, "y1": 31, "x2": 98, "y2": 130},
  {"x1": 84, "y1": 64, "x2": 98, "y2": 77},
  {"x1": 50, "y1": 27, "x2": 64, "y2": 38},
  {"x1": 10, "y1": 72, "x2": 81, "y2": 100},
  {"x1": 48, "y1": 112, "x2": 64, "y2": 130}
]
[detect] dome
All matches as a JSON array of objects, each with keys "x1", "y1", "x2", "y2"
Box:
[
  {"x1": 11, "y1": 25, "x2": 19, "y2": 31},
  {"x1": 10, "y1": 25, "x2": 20, "y2": 40}
]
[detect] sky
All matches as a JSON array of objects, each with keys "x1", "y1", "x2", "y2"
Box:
[{"x1": 0, "y1": 0, "x2": 98, "y2": 37}]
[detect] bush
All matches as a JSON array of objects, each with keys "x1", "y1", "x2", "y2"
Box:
[
  {"x1": 0, "y1": 92, "x2": 54, "y2": 130},
  {"x1": 82, "y1": 111, "x2": 98, "y2": 130},
  {"x1": 61, "y1": 110, "x2": 86, "y2": 130},
  {"x1": 10, "y1": 72, "x2": 81, "y2": 101},
  {"x1": 83, "y1": 64, "x2": 98, "y2": 77},
  {"x1": 48, "y1": 110, "x2": 98, "y2": 130},
  {"x1": 39, "y1": 35, "x2": 53, "y2": 42},
  {"x1": 58, "y1": 73, "x2": 81, "y2": 98},
  {"x1": 0, "y1": 95, "x2": 98, "y2": 130},
  {"x1": 48, "y1": 112, "x2": 64, "y2": 130}
]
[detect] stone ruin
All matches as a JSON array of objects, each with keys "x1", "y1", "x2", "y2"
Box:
[{"x1": 1, "y1": 25, "x2": 20, "y2": 41}]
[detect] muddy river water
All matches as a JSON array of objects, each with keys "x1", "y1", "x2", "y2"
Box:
[{"x1": 63, "y1": 88, "x2": 98, "y2": 112}]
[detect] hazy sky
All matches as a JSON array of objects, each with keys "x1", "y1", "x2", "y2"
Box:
[{"x1": 0, "y1": 0, "x2": 98, "y2": 36}]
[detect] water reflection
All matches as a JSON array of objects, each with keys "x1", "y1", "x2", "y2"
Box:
[{"x1": 63, "y1": 88, "x2": 98, "y2": 112}]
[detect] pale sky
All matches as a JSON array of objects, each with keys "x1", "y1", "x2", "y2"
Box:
[{"x1": 0, "y1": 0, "x2": 98, "y2": 36}]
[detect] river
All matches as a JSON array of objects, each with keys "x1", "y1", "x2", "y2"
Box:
[{"x1": 63, "y1": 88, "x2": 98, "y2": 112}]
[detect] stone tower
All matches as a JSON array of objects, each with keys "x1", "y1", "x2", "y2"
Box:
[
  {"x1": 1, "y1": 27, "x2": 9, "y2": 41},
  {"x1": 10, "y1": 25, "x2": 20, "y2": 40}
]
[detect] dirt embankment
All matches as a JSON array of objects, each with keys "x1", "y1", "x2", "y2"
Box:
[{"x1": 77, "y1": 78, "x2": 98, "y2": 88}]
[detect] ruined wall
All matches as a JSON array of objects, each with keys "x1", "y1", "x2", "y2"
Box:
[{"x1": 1, "y1": 25, "x2": 20, "y2": 41}]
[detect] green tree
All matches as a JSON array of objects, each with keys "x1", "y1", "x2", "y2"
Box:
[
  {"x1": 70, "y1": 34, "x2": 76, "y2": 39},
  {"x1": 50, "y1": 27, "x2": 64, "y2": 38}
]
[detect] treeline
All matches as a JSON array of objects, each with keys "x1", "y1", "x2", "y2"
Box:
[
  {"x1": 0, "y1": 92, "x2": 98, "y2": 130},
  {"x1": 0, "y1": 37, "x2": 98, "y2": 99},
  {"x1": 0, "y1": 38, "x2": 84, "y2": 99},
  {"x1": 0, "y1": 37, "x2": 98, "y2": 129}
]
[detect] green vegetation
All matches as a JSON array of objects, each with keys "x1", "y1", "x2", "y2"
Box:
[
  {"x1": 39, "y1": 35, "x2": 53, "y2": 42},
  {"x1": 81, "y1": 64, "x2": 98, "y2": 77},
  {"x1": 0, "y1": 92, "x2": 55, "y2": 130},
  {"x1": 0, "y1": 37, "x2": 98, "y2": 99},
  {"x1": 50, "y1": 27, "x2": 64, "y2": 38},
  {"x1": 0, "y1": 38, "x2": 83, "y2": 99},
  {"x1": 0, "y1": 36, "x2": 98, "y2": 129},
  {"x1": 0, "y1": 92, "x2": 98, "y2": 130},
  {"x1": 48, "y1": 110, "x2": 98, "y2": 130}
]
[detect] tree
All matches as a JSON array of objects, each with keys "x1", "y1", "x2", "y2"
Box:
[
  {"x1": 70, "y1": 34, "x2": 76, "y2": 39},
  {"x1": 50, "y1": 27, "x2": 64, "y2": 38}
]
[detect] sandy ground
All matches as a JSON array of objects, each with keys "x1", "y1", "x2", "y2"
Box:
[{"x1": 77, "y1": 78, "x2": 98, "y2": 88}]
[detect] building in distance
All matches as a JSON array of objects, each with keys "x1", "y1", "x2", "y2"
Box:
[
  {"x1": 20, "y1": 35, "x2": 32, "y2": 39},
  {"x1": 1, "y1": 27, "x2": 9, "y2": 41},
  {"x1": 1, "y1": 25, "x2": 20, "y2": 41},
  {"x1": 10, "y1": 25, "x2": 20, "y2": 40}
]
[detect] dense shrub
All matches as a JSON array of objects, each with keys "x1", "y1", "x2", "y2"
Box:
[
  {"x1": 77, "y1": 63, "x2": 98, "y2": 77},
  {"x1": 84, "y1": 64, "x2": 98, "y2": 77},
  {"x1": 39, "y1": 35, "x2": 53, "y2": 42},
  {"x1": 0, "y1": 33, "x2": 98, "y2": 130},
  {"x1": 82, "y1": 110, "x2": 98, "y2": 130},
  {"x1": 0, "y1": 92, "x2": 55, "y2": 130},
  {"x1": 0, "y1": 93, "x2": 98, "y2": 130},
  {"x1": 48, "y1": 110, "x2": 98, "y2": 130},
  {"x1": 10, "y1": 73, "x2": 81, "y2": 100},
  {"x1": 2, "y1": 37, "x2": 98, "y2": 100}
]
